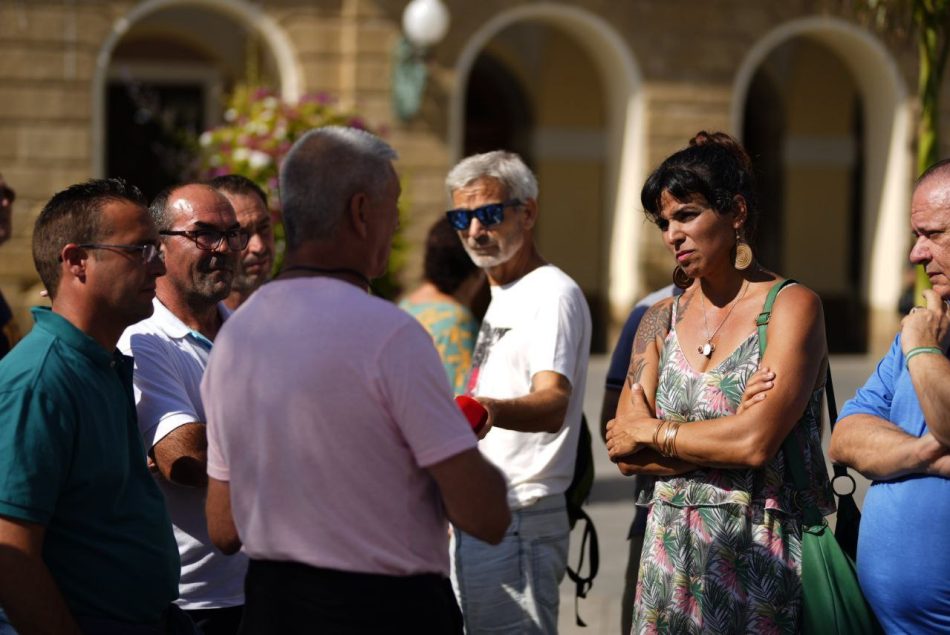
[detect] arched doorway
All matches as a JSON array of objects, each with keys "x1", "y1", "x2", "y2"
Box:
[
  {"x1": 92, "y1": 0, "x2": 299, "y2": 197},
  {"x1": 734, "y1": 17, "x2": 911, "y2": 354},
  {"x1": 743, "y1": 38, "x2": 866, "y2": 352},
  {"x1": 451, "y1": 6, "x2": 645, "y2": 352}
]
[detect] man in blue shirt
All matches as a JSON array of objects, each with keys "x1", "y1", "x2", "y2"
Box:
[
  {"x1": 0, "y1": 179, "x2": 182, "y2": 634},
  {"x1": 831, "y1": 159, "x2": 950, "y2": 633}
]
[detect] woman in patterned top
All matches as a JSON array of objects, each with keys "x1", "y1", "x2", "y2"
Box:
[
  {"x1": 400, "y1": 217, "x2": 485, "y2": 394},
  {"x1": 605, "y1": 132, "x2": 834, "y2": 634}
]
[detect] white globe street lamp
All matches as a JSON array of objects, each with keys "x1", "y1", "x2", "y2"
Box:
[{"x1": 392, "y1": 0, "x2": 451, "y2": 121}]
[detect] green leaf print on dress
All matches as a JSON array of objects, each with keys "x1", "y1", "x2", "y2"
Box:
[{"x1": 631, "y1": 295, "x2": 833, "y2": 634}]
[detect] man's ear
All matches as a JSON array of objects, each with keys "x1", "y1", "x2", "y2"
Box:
[
  {"x1": 60, "y1": 244, "x2": 88, "y2": 283},
  {"x1": 348, "y1": 192, "x2": 370, "y2": 239},
  {"x1": 521, "y1": 198, "x2": 539, "y2": 230}
]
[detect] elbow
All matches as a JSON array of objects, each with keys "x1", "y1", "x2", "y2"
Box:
[
  {"x1": 618, "y1": 461, "x2": 638, "y2": 477},
  {"x1": 209, "y1": 529, "x2": 242, "y2": 555},
  {"x1": 741, "y1": 434, "x2": 778, "y2": 470}
]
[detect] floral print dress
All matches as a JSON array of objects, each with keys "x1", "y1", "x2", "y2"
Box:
[{"x1": 632, "y1": 293, "x2": 834, "y2": 635}]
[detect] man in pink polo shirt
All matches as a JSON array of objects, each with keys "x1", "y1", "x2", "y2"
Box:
[{"x1": 200, "y1": 126, "x2": 510, "y2": 634}]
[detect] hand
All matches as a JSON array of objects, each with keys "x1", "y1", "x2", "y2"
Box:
[
  {"x1": 605, "y1": 383, "x2": 652, "y2": 461},
  {"x1": 901, "y1": 289, "x2": 950, "y2": 352},
  {"x1": 915, "y1": 432, "x2": 950, "y2": 477},
  {"x1": 736, "y1": 367, "x2": 775, "y2": 415},
  {"x1": 475, "y1": 397, "x2": 495, "y2": 440}
]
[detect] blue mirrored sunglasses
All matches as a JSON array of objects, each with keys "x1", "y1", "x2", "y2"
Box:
[{"x1": 446, "y1": 199, "x2": 522, "y2": 230}]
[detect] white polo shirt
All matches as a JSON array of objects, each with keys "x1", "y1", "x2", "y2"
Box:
[{"x1": 119, "y1": 298, "x2": 247, "y2": 610}]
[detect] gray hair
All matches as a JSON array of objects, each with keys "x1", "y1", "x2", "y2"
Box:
[
  {"x1": 445, "y1": 151, "x2": 538, "y2": 203},
  {"x1": 280, "y1": 126, "x2": 397, "y2": 248}
]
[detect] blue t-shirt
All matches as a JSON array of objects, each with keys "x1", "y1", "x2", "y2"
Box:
[{"x1": 838, "y1": 335, "x2": 950, "y2": 633}]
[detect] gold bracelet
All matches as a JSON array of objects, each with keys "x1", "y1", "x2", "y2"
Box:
[
  {"x1": 652, "y1": 421, "x2": 666, "y2": 450},
  {"x1": 661, "y1": 421, "x2": 681, "y2": 457},
  {"x1": 667, "y1": 422, "x2": 681, "y2": 458}
]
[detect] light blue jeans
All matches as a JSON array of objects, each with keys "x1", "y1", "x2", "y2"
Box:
[{"x1": 451, "y1": 494, "x2": 569, "y2": 634}]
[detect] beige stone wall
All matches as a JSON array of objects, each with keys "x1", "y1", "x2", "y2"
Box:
[{"x1": 0, "y1": 0, "x2": 942, "y2": 353}]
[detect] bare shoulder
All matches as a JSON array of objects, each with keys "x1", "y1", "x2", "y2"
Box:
[
  {"x1": 770, "y1": 281, "x2": 823, "y2": 320},
  {"x1": 632, "y1": 297, "x2": 675, "y2": 355}
]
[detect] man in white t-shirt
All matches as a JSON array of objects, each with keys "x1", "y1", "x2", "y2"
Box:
[
  {"x1": 446, "y1": 151, "x2": 592, "y2": 634},
  {"x1": 200, "y1": 127, "x2": 511, "y2": 634},
  {"x1": 120, "y1": 182, "x2": 250, "y2": 633}
]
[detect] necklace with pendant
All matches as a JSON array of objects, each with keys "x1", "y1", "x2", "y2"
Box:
[{"x1": 698, "y1": 280, "x2": 749, "y2": 358}]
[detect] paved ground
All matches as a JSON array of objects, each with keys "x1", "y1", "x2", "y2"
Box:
[{"x1": 555, "y1": 353, "x2": 880, "y2": 635}]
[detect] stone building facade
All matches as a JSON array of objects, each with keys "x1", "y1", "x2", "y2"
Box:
[{"x1": 1, "y1": 0, "x2": 948, "y2": 353}]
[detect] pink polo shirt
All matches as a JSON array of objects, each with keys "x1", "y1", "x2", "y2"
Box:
[{"x1": 202, "y1": 278, "x2": 478, "y2": 576}]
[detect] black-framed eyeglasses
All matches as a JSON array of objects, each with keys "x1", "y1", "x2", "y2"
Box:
[
  {"x1": 160, "y1": 228, "x2": 249, "y2": 251},
  {"x1": 445, "y1": 199, "x2": 522, "y2": 231},
  {"x1": 77, "y1": 243, "x2": 163, "y2": 265}
]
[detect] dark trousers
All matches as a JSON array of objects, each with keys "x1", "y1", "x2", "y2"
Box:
[
  {"x1": 185, "y1": 606, "x2": 244, "y2": 635},
  {"x1": 240, "y1": 559, "x2": 462, "y2": 635}
]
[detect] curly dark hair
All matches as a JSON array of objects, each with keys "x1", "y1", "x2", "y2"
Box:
[
  {"x1": 640, "y1": 131, "x2": 759, "y2": 240},
  {"x1": 424, "y1": 217, "x2": 479, "y2": 295}
]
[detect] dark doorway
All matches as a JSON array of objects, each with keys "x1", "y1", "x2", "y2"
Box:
[{"x1": 106, "y1": 82, "x2": 204, "y2": 200}]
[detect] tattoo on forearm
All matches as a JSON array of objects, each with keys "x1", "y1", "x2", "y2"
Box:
[
  {"x1": 626, "y1": 357, "x2": 647, "y2": 388},
  {"x1": 632, "y1": 303, "x2": 673, "y2": 356}
]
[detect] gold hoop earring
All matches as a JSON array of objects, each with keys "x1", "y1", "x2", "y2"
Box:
[
  {"x1": 734, "y1": 231, "x2": 753, "y2": 271},
  {"x1": 672, "y1": 265, "x2": 692, "y2": 289}
]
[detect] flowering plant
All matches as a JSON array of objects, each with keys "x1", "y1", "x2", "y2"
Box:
[
  {"x1": 198, "y1": 86, "x2": 370, "y2": 200},
  {"x1": 196, "y1": 86, "x2": 403, "y2": 298}
]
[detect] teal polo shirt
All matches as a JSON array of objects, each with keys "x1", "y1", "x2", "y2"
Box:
[{"x1": 0, "y1": 308, "x2": 180, "y2": 623}]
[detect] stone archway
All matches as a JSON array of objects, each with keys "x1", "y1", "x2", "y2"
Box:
[
  {"x1": 449, "y1": 3, "x2": 645, "y2": 349},
  {"x1": 91, "y1": 0, "x2": 300, "y2": 182},
  {"x1": 733, "y1": 16, "x2": 912, "y2": 353}
]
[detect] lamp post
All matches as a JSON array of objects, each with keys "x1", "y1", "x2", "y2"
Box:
[{"x1": 392, "y1": 0, "x2": 450, "y2": 121}]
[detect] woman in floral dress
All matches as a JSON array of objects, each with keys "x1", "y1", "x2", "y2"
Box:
[{"x1": 605, "y1": 132, "x2": 834, "y2": 634}]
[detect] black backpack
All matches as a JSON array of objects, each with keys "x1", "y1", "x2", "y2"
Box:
[{"x1": 564, "y1": 414, "x2": 599, "y2": 627}]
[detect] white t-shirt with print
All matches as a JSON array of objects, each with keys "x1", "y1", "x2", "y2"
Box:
[{"x1": 468, "y1": 265, "x2": 591, "y2": 509}]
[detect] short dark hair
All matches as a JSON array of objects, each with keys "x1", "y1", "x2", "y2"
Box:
[
  {"x1": 641, "y1": 131, "x2": 759, "y2": 240},
  {"x1": 424, "y1": 217, "x2": 479, "y2": 294},
  {"x1": 208, "y1": 174, "x2": 268, "y2": 210},
  {"x1": 33, "y1": 178, "x2": 146, "y2": 299}
]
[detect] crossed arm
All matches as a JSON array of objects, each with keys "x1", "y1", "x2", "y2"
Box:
[
  {"x1": 829, "y1": 289, "x2": 950, "y2": 479},
  {"x1": 605, "y1": 286, "x2": 826, "y2": 474}
]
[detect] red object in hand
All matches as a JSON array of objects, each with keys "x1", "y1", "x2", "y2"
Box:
[{"x1": 455, "y1": 395, "x2": 487, "y2": 435}]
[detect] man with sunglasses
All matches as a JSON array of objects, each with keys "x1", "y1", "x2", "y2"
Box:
[
  {"x1": 119, "y1": 183, "x2": 249, "y2": 634},
  {"x1": 0, "y1": 173, "x2": 21, "y2": 360},
  {"x1": 0, "y1": 179, "x2": 184, "y2": 633},
  {"x1": 446, "y1": 151, "x2": 592, "y2": 634}
]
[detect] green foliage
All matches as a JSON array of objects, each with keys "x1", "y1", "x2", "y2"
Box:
[
  {"x1": 197, "y1": 86, "x2": 405, "y2": 299},
  {"x1": 848, "y1": 0, "x2": 950, "y2": 302}
]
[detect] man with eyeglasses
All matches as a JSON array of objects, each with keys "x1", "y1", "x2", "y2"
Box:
[
  {"x1": 119, "y1": 183, "x2": 249, "y2": 634},
  {"x1": 209, "y1": 175, "x2": 275, "y2": 311},
  {"x1": 0, "y1": 178, "x2": 186, "y2": 634},
  {"x1": 0, "y1": 173, "x2": 21, "y2": 360},
  {"x1": 445, "y1": 151, "x2": 591, "y2": 634}
]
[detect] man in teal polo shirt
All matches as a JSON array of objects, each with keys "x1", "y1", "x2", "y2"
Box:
[{"x1": 0, "y1": 179, "x2": 184, "y2": 634}]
